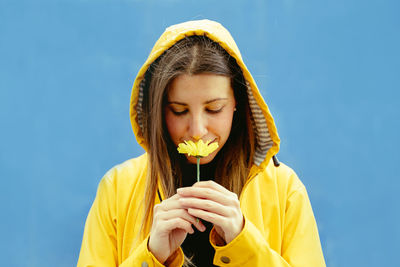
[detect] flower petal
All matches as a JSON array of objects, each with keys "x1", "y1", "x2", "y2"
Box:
[{"x1": 177, "y1": 139, "x2": 219, "y2": 157}]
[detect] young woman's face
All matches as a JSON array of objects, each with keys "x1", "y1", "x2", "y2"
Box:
[{"x1": 165, "y1": 74, "x2": 236, "y2": 164}]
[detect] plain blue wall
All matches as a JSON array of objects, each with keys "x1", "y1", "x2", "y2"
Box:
[{"x1": 1, "y1": 0, "x2": 399, "y2": 266}]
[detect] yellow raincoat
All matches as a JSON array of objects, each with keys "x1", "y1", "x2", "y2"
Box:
[{"x1": 77, "y1": 20, "x2": 326, "y2": 267}]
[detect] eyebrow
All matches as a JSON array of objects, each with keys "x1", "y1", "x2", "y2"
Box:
[{"x1": 167, "y1": 98, "x2": 229, "y2": 105}]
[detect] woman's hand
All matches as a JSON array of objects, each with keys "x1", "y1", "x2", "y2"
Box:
[
  {"x1": 177, "y1": 181, "x2": 244, "y2": 244},
  {"x1": 148, "y1": 194, "x2": 206, "y2": 264}
]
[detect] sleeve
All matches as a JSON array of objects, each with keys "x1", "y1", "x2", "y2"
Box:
[
  {"x1": 76, "y1": 171, "x2": 185, "y2": 267},
  {"x1": 280, "y1": 184, "x2": 326, "y2": 267},
  {"x1": 209, "y1": 177, "x2": 326, "y2": 266}
]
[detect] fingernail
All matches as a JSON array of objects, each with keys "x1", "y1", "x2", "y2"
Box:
[{"x1": 197, "y1": 221, "x2": 205, "y2": 231}]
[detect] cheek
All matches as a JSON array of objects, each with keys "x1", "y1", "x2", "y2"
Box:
[
  {"x1": 212, "y1": 112, "x2": 234, "y2": 139},
  {"x1": 165, "y1": 112, "x2": 184, "y2": 145}
]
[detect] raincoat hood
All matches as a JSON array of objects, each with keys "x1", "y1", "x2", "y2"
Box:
[{"x1": 130, "y1": 19, "x2": 280, "y2": 169}]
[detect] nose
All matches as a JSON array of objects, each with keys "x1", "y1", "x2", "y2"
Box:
[{"x1": 189, "y1": 113, "x2": 208, "y2": 141}]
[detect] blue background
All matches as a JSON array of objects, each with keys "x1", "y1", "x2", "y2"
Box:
[{"x1": 1, "y1": 0, "x2": 399, "y2": 266}]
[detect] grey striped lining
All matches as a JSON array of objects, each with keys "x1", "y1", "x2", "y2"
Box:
[
  {"x1": 136, "y1": 78, "x2": 146, "y2": 138},
  {"x1": 135, "y1": 78, "x2": 273, "y2": 166},
  {"x1": 246, "y1": 82, "x2": 273, "y2": 166}
]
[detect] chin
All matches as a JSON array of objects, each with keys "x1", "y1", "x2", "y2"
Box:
[{"x1": 186, "y1": 152, "x2": 217, "y2": 165}]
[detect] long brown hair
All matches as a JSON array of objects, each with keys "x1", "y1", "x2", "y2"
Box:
[{"x1": 140, "y1": 35, "x2": 255, "y2": 262}]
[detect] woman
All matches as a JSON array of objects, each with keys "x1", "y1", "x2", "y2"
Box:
[{"x1": 77, "y1": 19, "x2": 326, "y2": 267}]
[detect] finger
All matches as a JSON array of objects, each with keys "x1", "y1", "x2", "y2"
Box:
[
  {"x1": 156, "y1": 208, "x2": 206, "y2": 232},
  {"x1": 178, "y1": 180, "x2": 236, "y2": 198},
  {"x1": 154, "y1": 194, "x2": 187, "y2": 213},
  {"x1": 193, "y1": 180, "x2": 230, "y2": 194},
  {"x1": 179, "y1": 197, "x2": 231, "y2": 217},
  {"x1": 162, "y1": 217, "x2": 195, "y2": 234},
  {"x1": 187, "y1": 207, "x2": 227, "y2": 229},
  {"x1": 177, "y1": 186, "x2": 238, "y2": 207}
]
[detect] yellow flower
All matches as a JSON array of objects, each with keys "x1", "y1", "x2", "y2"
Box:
[{"x1": 177, "y1": 140, "x2": 219, "y2": 158}]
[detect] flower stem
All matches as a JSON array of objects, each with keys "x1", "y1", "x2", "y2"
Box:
[
  {"x1": 196, "y1": 157, "x2": 200, "y2": 224},
  {"x1": 196, "y1": 157, "x2": 200, "y2": 182}
]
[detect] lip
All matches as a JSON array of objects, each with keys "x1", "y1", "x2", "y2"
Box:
[
  {"x1": 179, "y1": 138, "x2": 218, "y2": 144},
  {"x1": 209, "y1": 138, "x2": 218, "y2": 145}
]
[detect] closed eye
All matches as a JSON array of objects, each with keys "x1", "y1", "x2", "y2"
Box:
[
  {"x1": 171, "y1": 109, "x2": 188, "y2": 116},
  {"x1": 206, "y1": 107, "x2": 223, "y2": 114}
]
